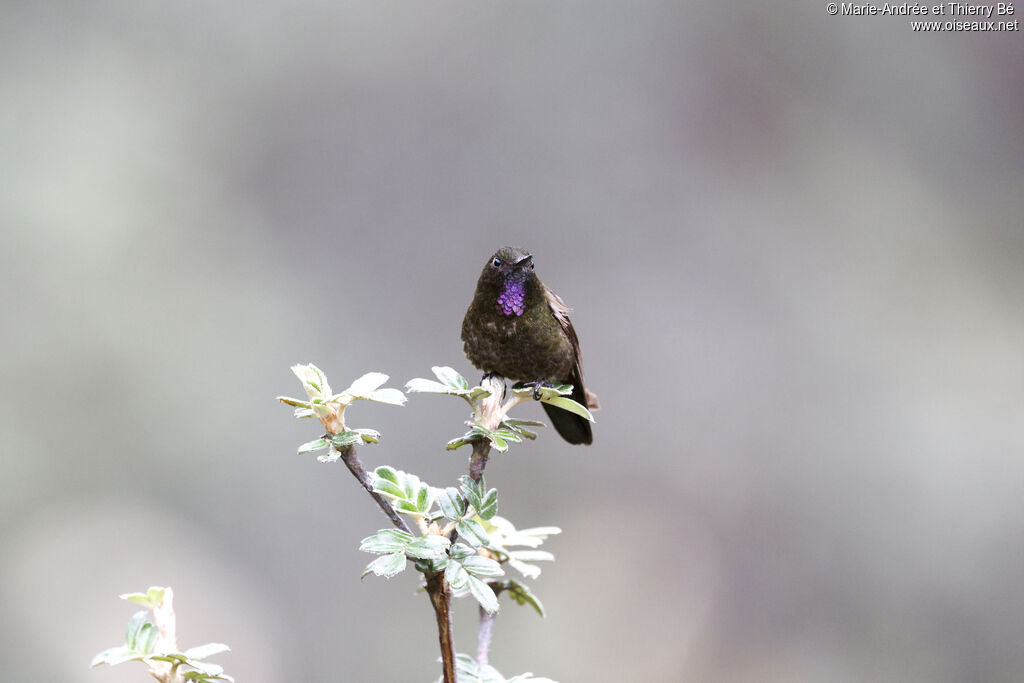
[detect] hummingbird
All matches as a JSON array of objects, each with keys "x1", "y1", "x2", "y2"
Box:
[{"x1": 461, "y1": 247, "x2": 598, "y2": 445}]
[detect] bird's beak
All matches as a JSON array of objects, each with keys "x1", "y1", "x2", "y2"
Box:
[{"x1": 515, "y1": 254, "x2": 534, "y2": 269}]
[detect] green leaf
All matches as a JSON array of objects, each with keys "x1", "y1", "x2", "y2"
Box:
[
  {"x1": 371, "y1": 467, "x2": 435, "y2": 517},
  {"x1": 414, "y1": 556, "x2": 450, "y2": 574},
  {"x1": 405, "y1": 535, "x2": 451, "y2": 560},
  {"x1": 183, "y1": 671, "x2": 233, "y2": 682},
  {"x1": 501, "y1": 548, "x2": 552, "y2": 577},
  {"x1": 446, "y1": 433, "x2": 476, "y2": 451},
  {"x1": 489, "y1": 435, "x2": 509, "y2": 452},
  {"x1": 491, "y1": 428, "x2": 522, "y2": 443},
  {"x1": 184, "y1": 673, "x2": 235, "y2": 682},
  {"x1": 125, "y1": 610, "x2": 149, "y2": 649},
  {"x1": 90, "y1": 646, "x2": 140, "y2": 667},
  {"x1": 149, "y1": 654, "x2": 189, "y2": 664},
  {"x1": 507, "y1": 550, "x2": 555, "y2": 563},
  {"x1": 183, "y1": 643, "x2": 231, "y2": 660},
  {"x1": 507, "y1": 558, "x2": 541, "y2": 580},
  {"x1": 502, "y1": 418, "x2": 545, "y2": 428},
  {"x1": 374, "y1": 465, "x2": 400, "y2": 484},
  {"x1": 120, "y1": 587, "x2": 165, "y2": 608},
  {"x1": 316, "y1": 447, "x2": 342, "y2": 463},
  {"x1": 460, "y1": 476, "x2": 483, "y2": 510},
  {"x1": 453, "y1": 653, "x2": 478, "y2": 675},
  {"x1": 482, "y1": 516, "x2": 561, "y2": 550},
  {"x1": 467, "y1": 575, "x2": 500, "y2": 614},
  {"x1": 276, "y1": 395, "x2": 311, "y2": 409},
  {"x1": 291, "y1": 363, "x2": 332, "y2": 398},
  {"x1": 515, "y1": 526, "x2": 562, "y2": 543},
  {"x1": 407, "y1": 368, "x2": 493, "y2": 406},
  {"x1": 500, "y1": 419, "x2": 540, "y2": 440},
  {"x1": 505, "y1": 550, "x2": 555, "y2": 580},
  {"x1": 372, "y1": 479, "x2": 406, "y2": 500},
  {"x1": 137, "y1": 622, "x2": 157, "y2": 654},
  {"x1": 404, "y1": 377, "x2": 453, "y2": 393},
  {"x1": 416, "y1": 483, "x2": 431, "y2": 513},
  {"x1": 456, "y1": 518, "x2": 490, "y2": 547},
  {"x1": 465, "y1": 386, "x2": 494, "y2": 402},
  {"x1": 477, "y1": 490, "x2": 498, "y2": 520},
  {"x1": 432, "y1": 366, "x2": 469, "y2": 390},
  {"x1": 359, "y1": 529, "x2": 414, "y2": 554},
  {"x1": 462, "y1": 555, "x2": 504, "y2": 578},
  {"x1": 354, "y1": 428, "x2": 381, "y2": 444},
  {"x1": 362, "y1": 552, "x2": 406, "y2": 578},
  {"x1": 366, "y1": 388, "x2": 407, "y2": 405},
  {"x1": 297, "y1": 437, "x2": 329, "y2": 454},
  {"x1": 329, "y1": 431, "x2": 362, "y2": 448},
  {"x1": 459, "y1": 476, "x2": 498, "y2": 520},
  {"x1": 437, "y1": 487, "x2": 467, "y2": 521},
  {"x1": 445, "y1": 561, "x2": 470, "y2": 592},
  {"x1": 504, "y1": 579, "x2": 546, "y2": 617},
  {"x1": 344, "y1": 371, "x2": 389, "y2": 397},
  {"x1": 511, "y1": 382, "x2": 572, "y2": 399},
  {"x1": 539, "y1": 395, "x2": 594, "y2": 422},
  {"x1": 393, "y1": 499, "x2": 423, "y2": 515},
  {"x1": 449, "y1": 542, "x2": 475, "y2": 561}
]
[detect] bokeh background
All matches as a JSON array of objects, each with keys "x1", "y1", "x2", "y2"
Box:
[{"x1": 3, "y1": 3, "x2": 1023, "y2": 681}]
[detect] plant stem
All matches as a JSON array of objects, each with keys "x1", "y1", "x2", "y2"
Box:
[
  {"x1": 338, "y1": 442, "x2": 445, "y2": 678},
  {"x1": 338, "y1": 445, "x2": 412, "y2": 534},
  {"x1": 476, "y1": 605, "x2": 496, "y2": 666},
  {"x1": 468, "y1": 438, "x2": 491, "y2": 482},
  {"x1": 426, "y1": 572, "x2": 457, "y2": 683}
]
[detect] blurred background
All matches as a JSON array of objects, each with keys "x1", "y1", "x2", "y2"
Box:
[{"x1": 3, "y1": 2, "x2": 1023, "y2": 681}]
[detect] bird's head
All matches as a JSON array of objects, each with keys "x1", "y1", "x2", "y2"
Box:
[{"x1": 478, "y1": 246, "x2": 537, "y2": 317}]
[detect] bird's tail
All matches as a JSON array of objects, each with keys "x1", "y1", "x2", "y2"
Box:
[{"x1": 542, "y1": 369, "x2": 598, "y2": 445}]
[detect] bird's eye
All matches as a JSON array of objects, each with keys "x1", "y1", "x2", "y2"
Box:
[
  {"x1": 491, "y1": 257, "x2": 502, "y2": 268},
  {"x1": 528, "y1": 262, "x2": 535, "y2": 271}
]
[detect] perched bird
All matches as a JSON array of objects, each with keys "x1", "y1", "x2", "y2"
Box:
[{"x1": 461, "y1": 246, "x2": 598, "y2": 445}]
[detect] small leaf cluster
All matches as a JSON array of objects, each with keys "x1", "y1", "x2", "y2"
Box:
[
  {"x1": 360, "y1": 528, "x2": 451, "y2": 578},
  {"x1": 434, "y1": 653, "x2": 558, "y2": 683},
  {"x1": 296, "y1": 429, "x2": 382, "y2": 462},
  {"x1": 361, "y1": 469, "x2": 506, "y2": 613},
  {"x1": 445, "y1": 422, "x2": 539, "y2": 454},
  {"x1": 407, "y1": 367, "x2": 592, "y2": 453},
  {"x1": 478, "y1": 517, "x2": 560, "y2": 581},
  {"x1": 360, "y1": 468, "x2": 559, "y2": 617},
  {"x1": 437, "y1": 476, "x2": 497, "y2": 544},
  {"x1": 372, "y1": 466, "x2": 439, "y2": 517},
  {"x1": 279, "y1": 365, "x2": 405, "y2": 461},
  {"x1": 91, "y1": 587, "x2": 232, "y2": 682},
  {"x1": 281, "y1": 365, "x2": 407, "y2": 417}
]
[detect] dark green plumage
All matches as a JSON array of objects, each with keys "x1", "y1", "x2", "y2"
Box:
[{"x1": 461, "y1": 247, "x2": 597, "y2": 445}]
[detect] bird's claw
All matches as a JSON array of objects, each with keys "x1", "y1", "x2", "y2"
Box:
[{"x1": 524, "y1": 379, "x2": 551, "y2": 401}]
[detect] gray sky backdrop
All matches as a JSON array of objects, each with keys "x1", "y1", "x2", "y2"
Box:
[{"x1": 2, "y1": 3, "x2": 1023, "y2": 681}]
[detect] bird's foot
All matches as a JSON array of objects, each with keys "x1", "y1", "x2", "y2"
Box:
[{"x1": 522, "y1": 379, "x2": 553, "y2": 401}]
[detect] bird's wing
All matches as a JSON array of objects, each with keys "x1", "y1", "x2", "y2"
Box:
[
  {"x1": 544, "y1": 286, "x2": 598, "y2": 410},
  {"x1": 544, "y1": 286, "x2": 580, "y2": 361}
]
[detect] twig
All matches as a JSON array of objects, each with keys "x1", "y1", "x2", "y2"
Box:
[
  {"x1": 476, "y1": 605, "x2": 496, "y2": 666},
  {"x1": 427, "y1": 572, "x2": 457, "y2": 683},
  {"x1": 339, "y1": 444, "x2": 449, "y2": 678},
  {"x1": 468, "y1": 438, "x2": 491, "y2": 483},
  {"x1": 469, "y1": 375, "x2": 513, "y2": 482},
  {"x1": 337, "y1": 445, "x2": 412, "y2": 534}
]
